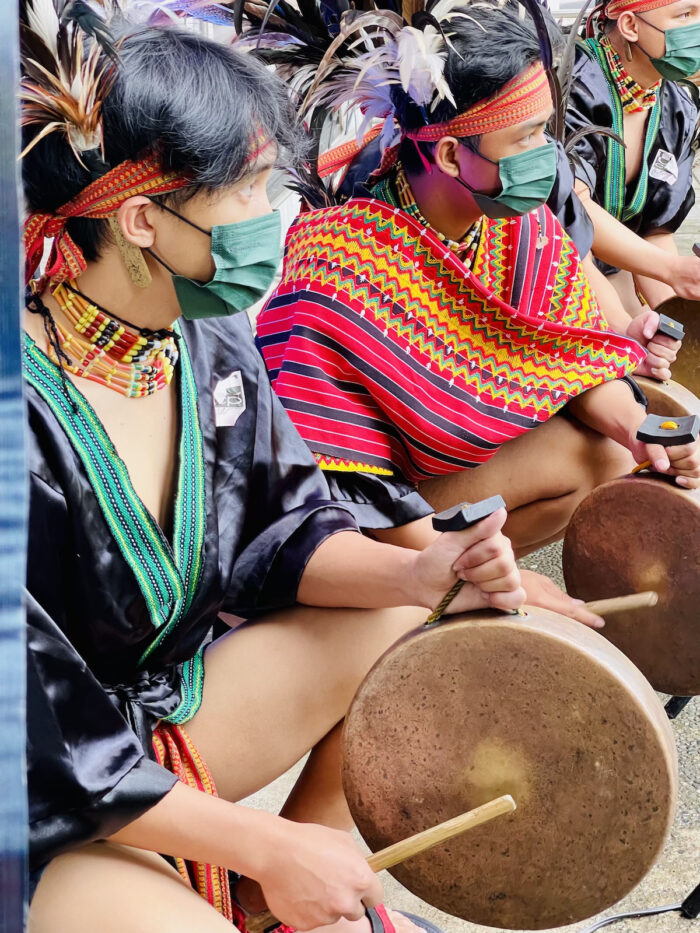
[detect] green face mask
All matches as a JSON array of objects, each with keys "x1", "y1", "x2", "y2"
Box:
[
  {"x1": 151, "y1": 206, "x2": 282, "y2": 320},
  {"x1": 454, "y1": 143, "x2": 558, "y2": 219},
  {"x1": 637, "y1": 15, "x2": 700, "y2": 80}
]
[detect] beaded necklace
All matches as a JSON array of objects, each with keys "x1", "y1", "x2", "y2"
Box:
[
  {"x1": 599, "y1": 34, "x2": 661, "y2": 114},
  {"x1": 394, "y1": 165, "x2": 483, "y2": 262},
  {"x1": 49, "y1": 281, "x2": 179, "y2": 397}
]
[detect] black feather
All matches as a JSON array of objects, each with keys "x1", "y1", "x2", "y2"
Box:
[
  {"x1": 515, "y1": 0, "x2": 566, "y2": 140},
  {"x1": 516, "y1": 0, "x2": 553, "y2": 70},
  {"x1": 564, "y1": 124, "x2": 624, "y2": 152},
  {"x1": 558, "y1": 0, "x2": 595, "y2": 116},
  {"x1": 61, "y1": 0, "x2": 117, "y2": 59}
]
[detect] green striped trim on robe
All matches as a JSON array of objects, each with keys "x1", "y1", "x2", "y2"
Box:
[
  {"x1": 585, "y1": 38, "x2": 663, "y2": 224},
  {"x1": 23, "y1": 323, "x2": 207, "y2": 723}
]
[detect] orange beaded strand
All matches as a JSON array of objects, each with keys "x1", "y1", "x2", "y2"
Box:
[{"x1": 48, "y1": 282, "x2": 178, "y2": 397}]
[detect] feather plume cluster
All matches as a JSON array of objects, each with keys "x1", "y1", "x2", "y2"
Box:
[
  {"x1": 19, "y1": 0, "x2": 240, "y2": 167},
  {"x1": 234, "y1": 0, "x2": 563, "y2": 158},
  {"x1": 20, "y1": 0, "x2": 118, "y2": 162},
  {"x1": 236, "y1": 0, "x2": 469, "y2": 134}
]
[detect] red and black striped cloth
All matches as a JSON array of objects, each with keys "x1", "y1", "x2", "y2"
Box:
[{"x1": 257, "y1": 196, "x2": 643, "y2": 484}]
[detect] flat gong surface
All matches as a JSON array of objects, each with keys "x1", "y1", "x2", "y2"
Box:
[
  {"x1": 654, "y1": 297, "x2": 700, "y2": 398},
  {"x1": 343, "y1": 609, "x2": 676, "y2": 930},
  {"x1": 564, "y1": 476, "x2": 700, "y2": 695}
]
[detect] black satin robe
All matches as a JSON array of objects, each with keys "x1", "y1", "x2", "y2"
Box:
[
  {"x1": 566, "y1": 42, "x2": 699, "y2": 272},
  {"x1": 26, "y1": 312, "x2": 357, "y2": 872}
]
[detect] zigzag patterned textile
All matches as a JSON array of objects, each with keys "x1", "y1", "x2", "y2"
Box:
[{"x1": 257, "y1": 198, "x2": 644, "y2": 483}]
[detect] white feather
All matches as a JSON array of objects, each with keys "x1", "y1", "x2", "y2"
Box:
[{"x1": 26, "y1": 0, "x2": 60, "y2": 59}]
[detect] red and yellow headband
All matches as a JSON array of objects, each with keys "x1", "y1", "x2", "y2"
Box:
[
  {"x1": 24, "y1": 153, "x2": 190, "y2": 287},
  {"x1": 406, "y1": 63, "x2": 552, "y2": 143},
  {"x1": 318, "y1": 63, "x2": 552, "y2": 180},
  {"x1": 604, "y1": 0, "x2": 674, "y2": 18},
  {"x1": 24, "y1": 130, "x2": 274, "y2": 288}
]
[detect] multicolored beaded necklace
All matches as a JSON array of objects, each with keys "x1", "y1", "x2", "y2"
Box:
[
  {"x1": 599, "y1": 34, "x2": 661, "y2": 114},
  {"x1": 394, "y1": 165, "x2": 484, "y2": 262},
  {"x1": 49, "y1": 281, "x2": 179, "y2": 397}
]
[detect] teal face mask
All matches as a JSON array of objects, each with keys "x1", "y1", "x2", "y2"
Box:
[
  {"x1": 150, "y1": 205, "x2": 282, "y2": 320},
  {"x1": 454, "y1": 143, "x2": 558, "y2": 219},
  {"x1": 637, "y1": 15, "x2": 700, "y2": 80}
]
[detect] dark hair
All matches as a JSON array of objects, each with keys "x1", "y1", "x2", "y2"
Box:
[
  {"x1": 396, "y1": 2, "x2": 562, "y2": 173},
  {"x1": 22, "y1": 27, "x2": 303, "y2": 260}
]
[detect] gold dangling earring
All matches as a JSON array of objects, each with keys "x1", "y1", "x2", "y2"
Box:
[
  {"x1": 108, "y1": 217, "x2": 153, "y2": 289},
  {"x1": 625, "y1": 39, "x2": 634, "y2": 62}
]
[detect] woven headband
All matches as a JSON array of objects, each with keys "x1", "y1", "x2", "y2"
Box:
[
  {"x1": 604, "y1": 0, "x2": 675, "y2": 18},
  {"x1": 407, "y1": 63, "x2": 552, "y2": 142},
  {"x1": 25, "y1": 131, "x2": 275, "y2": 287},
  {"x1": 318, "y1": 63, "x2": 552, "y2": 180},
  {"x1": 24, "y1": 153, "x2": 191, "y2": 286}
]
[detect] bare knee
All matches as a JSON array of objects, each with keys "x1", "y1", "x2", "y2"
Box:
[{"x1": 29, "y1": 842, "x2": 230, "y2": 933}]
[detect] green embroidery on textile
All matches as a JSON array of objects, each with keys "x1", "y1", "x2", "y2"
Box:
[
  {"x1": 23, "y1": 324, "x2": 206, "y2": 667},
  {"x1": 164, "y1": 643, "x2": 206, "y2": 724},
  {"x1": 586, "y1": 38, "x2": 663, "y2": 223}
]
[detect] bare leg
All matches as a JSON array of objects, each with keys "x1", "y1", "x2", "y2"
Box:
[
  {"x1": 237, "y1": 722, "x2": 352, "y2": 913},
  {"x1": 419, "y1": 414, "x2": 634, "y2": 557},
  {"x1": 32, "y1": 607, "x2": 428, "y2": 929},
  {"x1": 29, "y1": 842, "x2": 418, "y2": 933},
  {"x1": 186, "y1": 604, "x2": 426, "y2": 804},
  {"x1": 281, "y1": 723, "x2": 352, "y2": 827},
  {"x1": 29, "y1": 843, "x2": 237, "y2": 933}
]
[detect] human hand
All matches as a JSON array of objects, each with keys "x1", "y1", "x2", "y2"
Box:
[
  {"x1": 414, "y1": 507, "x2": 525, "y2": 614},
  {"x1": 628, "y1": 433, "x2": 700, "y2": 489},
  {"x1": 667, "y1": 253, "x2": 700, "y2": 302},
  {"x1": 627, "y1": 310, "x2": 681, "y2": 382},
  {"x1": 256, "y1": 820, "x2": 382, "y2": 930},
  {"x1": 518, "y1": 569, "x2": 604, "y2": 629}
]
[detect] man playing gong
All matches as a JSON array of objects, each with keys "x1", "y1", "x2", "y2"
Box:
[{"x1": 256, "y1": 0, "x2": 700, "y2": 562}]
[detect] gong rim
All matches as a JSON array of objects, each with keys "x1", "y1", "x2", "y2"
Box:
[
  {"x1": 652, "y1": 297, "x2": 700, "y2": 398},
  {"x1": 563, "y1": 475, "x2": 700, "y2": 695},
  {"x1": 343, "y1": 609, "x2": 677, "y2": 930}
]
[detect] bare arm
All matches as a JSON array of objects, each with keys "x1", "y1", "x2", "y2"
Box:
[
  {"x1": 568, "y1": 378, "x2": 646, "y2": 450},
  {"x1": 575, "y1": 182, "x2": 700, "y2": 303},
  {"x1": 633, "y1": 231, "x2": 677, "y2": 309},
  {"x1": 568, "y1": 379, "x2": 700, "y2": 487},
  {"x1": 109, "y1": 782, "x2": 383, "y2": 930},
  {"x1": 297, "y1": 510, "x2": 525, "y2": 614}
]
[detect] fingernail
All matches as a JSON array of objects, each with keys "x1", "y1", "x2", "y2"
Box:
[
  {"x1": 573, "y1": 599, "x2": 585, "y2": 605},
  {"x1": 594, "y1": 618, "x2": 605, "y2": 629},
  {"x1": 676, "y1": 476, "x2": 691, "y2": 487},
  {"x1": 653, "y1": 459, "x2": 670, "y2": 472}
]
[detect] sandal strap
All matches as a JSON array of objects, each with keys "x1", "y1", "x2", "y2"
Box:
[{"x1": 366, "y1": 905, "x2": 396, "y2": 933}]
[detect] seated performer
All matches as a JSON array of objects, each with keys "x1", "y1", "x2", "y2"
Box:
[
  {"x1": 309, "y1": 0, "x2": 680, "y2": 379},
  {"x1": 22, "y1": 11, "x2": 530, "y2": 933},
  {"x1": 256, "y1": 2, "x2": 700, "y2": 559},
  {"x1": 566, "y1": 0, "x2": 700, "y2": 314}
]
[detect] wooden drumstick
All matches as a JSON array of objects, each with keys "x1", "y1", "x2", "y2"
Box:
[
  {"x1": 583, "y1": 591, "x2": 658, "y2": 616},
  {"x1": 244, "y1": 795, "x2": 516, "y2": 933}
]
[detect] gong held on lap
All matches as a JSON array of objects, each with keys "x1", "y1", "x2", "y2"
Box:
[{"x1": 342, "y1": 499, "x2": 677, "y2": 931}]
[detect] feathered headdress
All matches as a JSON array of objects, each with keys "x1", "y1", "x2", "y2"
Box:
[
  {"x1": 20, "y1": 0, "x2": 119, "y2": 166},
  {"x1": 234, "y1": 0, "x2": 562, "y2": 193},
  {"x1": 19, "y1": 0, "x2": 225, "y2": 287},
  {"x1": 20, "y1": 0, "x2": 244, "y2": 168}
]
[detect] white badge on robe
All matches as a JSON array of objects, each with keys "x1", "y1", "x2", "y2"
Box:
[
  {"x1": 649, "y1": 149, "x2": 678, "y2": 185},
  {"x1": 213, "y1": 370, "x2": 246, "y2": 428}
]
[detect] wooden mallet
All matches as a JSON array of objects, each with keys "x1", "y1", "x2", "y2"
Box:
[
  {"x1": 244, "y1": 795, "x2": 516, "y2": 933},
  {"x1": 582, "y1": 591, "x2": 658, "y2": 616}
]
